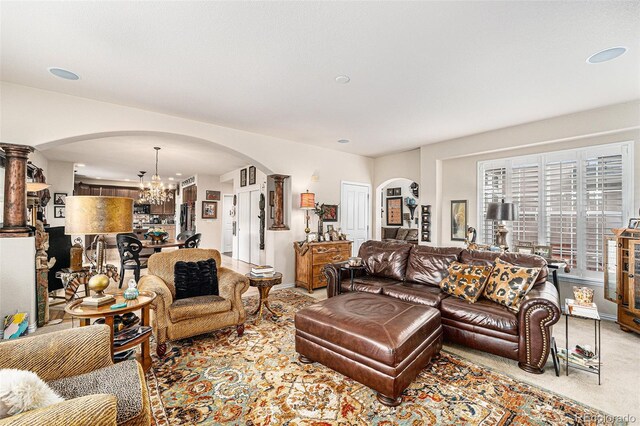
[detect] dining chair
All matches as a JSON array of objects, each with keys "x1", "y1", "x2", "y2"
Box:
[
  {"x1": 182, "y1": 233, "x2": 202, "y2": 249},
  {"x1": 176, "y1": 230, "x2": 195, "y2": 241},
  {"x1": 116, "y1": 234, "x2": 150, "y2": 287}
]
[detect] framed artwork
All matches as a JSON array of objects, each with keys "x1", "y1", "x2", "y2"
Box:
[
  {"x1": 386, "y1": 188, "x2": 394, "y2": 196},
  {"x1": 326, "y1": 225, "x2": 334, "y2": 232},
  {"x1": 269, "y1": 190, "x2": 275, "y2": 206},
  {"x1": 240, "y1": 168, "x2": 247, "y2": 187},
  {"x1": 53, "y1": 193, "x2": 67, "y2": 205},
  {"x1": 270, "y1": 206, "x2": 274, "y2": 219},
  {"x1": 54, "y1": 206, "x2": 65, "y2": 218},
  {"x1": 248, "y1": 166, "x2": 256, "y2": 185},
  {"x1": 205, "y1": 190, "x2": 221, "y2": 201},
  {"x1": 323, "y1": 204, "x2": 338, "y2": 222},
  {"x1": 202, "y1": 201, "x2": 218, "y2": 219},
  {"x1": 628, "y1": 218, "x2": 640, "y2": 229},
  {"x1": 450, "y1": 200, "x2": 467, "y2": 241},
  {"x1": 386, "y1": 197, "x2": 403, "y2": 226},
  {"x1": 393, "y1": 187, "x2": 401, "y2": 196},
  {"x1": 534, "y1": 245, "x2": 552, "y2": 259}
]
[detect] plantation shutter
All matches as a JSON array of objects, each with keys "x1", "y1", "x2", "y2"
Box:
[
  {"x1": 544, "y1": 159, "x2": 578, "y2": 268},
  {"x1": 481, "y1": 166, "x2": 506, "y2": 245},
  {"x1": 511, "y1": 162, "x2": 540, "y2": 245},
  {"x1": 583, "y1": 154, "x2": 624, "y2": 272}
]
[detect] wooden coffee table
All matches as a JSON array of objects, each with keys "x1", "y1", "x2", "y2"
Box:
[
  {"x1": 65, "y1": 291, "x2": 156, "y2": 372},
  {"x1": 246, "y1": 272, "x2": 283, "y2": 323}
]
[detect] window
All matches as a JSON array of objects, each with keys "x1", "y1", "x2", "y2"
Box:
[{"x1": 478, "y1": 142, "x2": 633, "y2": 280}]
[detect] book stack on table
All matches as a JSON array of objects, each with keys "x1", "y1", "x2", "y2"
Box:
[
  {"x1": 558, "y1": 345, "x2": 600, "y2": 370},
  {"x1": 565, "y1": 299, "x2": 600, "y2": 320},
  {"x1": 250, "y1": 265, "x2": 275, "y2": 278}
]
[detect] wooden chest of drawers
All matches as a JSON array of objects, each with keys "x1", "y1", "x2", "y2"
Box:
[{"x1": 294, "y1": 241, "x2": 353, "y2": 293}]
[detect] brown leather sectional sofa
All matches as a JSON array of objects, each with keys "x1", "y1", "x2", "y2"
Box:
[{"x1": 323, "y1": 240, "x2": 561, "y2": 374}]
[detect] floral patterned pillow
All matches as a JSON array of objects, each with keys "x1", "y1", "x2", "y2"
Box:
[
  {"x1": 483, "y1": 258, "x2": 541, "y2": 310},
  {"x1": 439, "y1": 262, "x2": 493, "y2": 303}
]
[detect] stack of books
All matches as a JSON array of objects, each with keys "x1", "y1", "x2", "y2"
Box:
[
  {"x1": 558, "y1": 346, "x2": 600, "y2": 370},
  {"x1": 113, "y1": 325, "x2": 152, "y2": 347},
  {"x1": 81, "y1": 293, "x2": 116, "y2": 307},
  {"x1": 565, "y1": 299, "x2": 600, "y2": 319},
  {"x1": 250, "y1": 265, "x2": 275, "y2": 278}
]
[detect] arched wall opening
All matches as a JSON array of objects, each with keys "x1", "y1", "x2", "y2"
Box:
[{"x1": 374, "y1": 177, "x2": 419, "y2": 240}]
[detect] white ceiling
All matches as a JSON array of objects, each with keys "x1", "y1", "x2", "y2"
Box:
[
  {"x1": 1, "y1": 1, "x2": 639, "y2": 157},
  {"x1": 40, "y1": 135, "x2": 247, "y2": 182}
]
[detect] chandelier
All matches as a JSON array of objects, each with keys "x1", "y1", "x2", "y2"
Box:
[{"x1": 138, "y1": 147, "x2": 174, "y2": 205}]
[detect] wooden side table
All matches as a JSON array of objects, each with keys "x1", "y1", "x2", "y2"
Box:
[
  {"x1": 65, "y1": 291, "x2": 156, "y2": 372},
  {"x1": 246, "y1": 272, "x2": 283, "y2": 323}
]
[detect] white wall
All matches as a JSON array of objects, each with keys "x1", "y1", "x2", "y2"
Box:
[
  {"x1": 193, "y1": 173, "x2": 231, "y2": 251},
  {"x1": 0, "y1": 237, "x2": 37, "y2": 335},
  {"x1": 46, "y1": 160, "x2": 75, "y2": 227}
]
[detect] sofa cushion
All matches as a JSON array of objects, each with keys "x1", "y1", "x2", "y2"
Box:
[
  {"x1": 483, "y1": 258, "x2": 540, "y2": 310},
  {"x1": 405, "y1": 245, "x2": 463, "y2": 285},
  {"x1": 396, "y1": 228, "x2": 410, "y2": 240},
  {"x1": 439, "y1": 262, "x2": 493, "y2": 303},
  {"x1": 49, "y1": 360, "x2": 143, "y2": 425},
  {"x1": 461, "y1": 249, "x2": 548, "y2": 286},
  {"x1": 174, "y1": 258, "x2": 219, "y2": 300},
  {"x1": 382, "y1": 283, "x2": 449, "y2": 308},
  {"x1": 405, "y1": 229, "x2": 419, "y2": 241},
  {"x1": 440, "y1": 297, "x2": 519, "y2": 336},
  {"x1": 382, "y1": 227, "x2": 399, "y2": 239},
  {"x1": 341, "y1": 275, "x2": 402, "y2": 294},
  {"x1": 168, "y1": 294, "x2": 231, "y2": 323},
  {"x1": 358, "y1": 240, "x2": 413, "y2": 281}
]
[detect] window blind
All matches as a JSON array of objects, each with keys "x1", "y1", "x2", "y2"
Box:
[
  {"x1": 511, "y1": 162, "x2": 540, "y2": 245},
  {"x1": 481, "y1": 166, "x2": 506, "y2": 245},
  {"x1": 544, "y1": 159, "x2": 578, "y2": 269}
]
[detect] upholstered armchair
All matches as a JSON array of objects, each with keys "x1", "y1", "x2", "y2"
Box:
[
  {"x1": 0, "y1": 325, "x2": 150, "y2": 426},
  {"x1": 138, "y1": 248, "x2": 249, "y2": 356}
]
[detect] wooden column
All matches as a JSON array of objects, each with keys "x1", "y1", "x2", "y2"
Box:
[
  {"x1": 270, "y1": 174, "x2": 289, "y2": 230},
  {"x1": 0, "y1": 143, "x2": 34, "y2": 237}
]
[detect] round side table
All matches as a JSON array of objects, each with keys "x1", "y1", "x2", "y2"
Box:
[
  {"x1": 65, "y1": 291, "x2": 156, "y2": 372},
  {"x1": 246, "y1": 272, "x2": 283, "y2": 323}
]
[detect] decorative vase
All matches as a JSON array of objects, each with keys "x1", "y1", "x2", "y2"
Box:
[{"x1": 124, "y1": 278, "x2": 139, "y2": 300}]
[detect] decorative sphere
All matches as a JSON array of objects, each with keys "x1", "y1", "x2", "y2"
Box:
[{"x1": 88, "y1": 274, "x2": 110, "y2": 293}]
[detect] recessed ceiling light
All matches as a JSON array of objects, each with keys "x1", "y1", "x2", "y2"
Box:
[
  {"x1": 587, "y1": 47, "x2": 627, "y2": 64},
  {"x1": 95, "y1": 177, "x2": 102, "y2": 179},
  {"x1": 124, "y1": 178, "x2": 131, "y2": 182},
  {"x1": 335, "y1": 75, "x2": 350, "y2": 84},
  {"x1": 168, "y1": 177, "x2": 175, "y2": 181},
  {"x1": 76, "y1": 163, "x2": 85, "y2": 167},
  {"x1": 48, "y1": 67, "x2": 80, "y2": 80},
  {"x1": 337, "y1": 139, "x2": 350, "y2": 144},
  {"x1": 176, "y1": 172, "x2": 183, "y2": 176}
]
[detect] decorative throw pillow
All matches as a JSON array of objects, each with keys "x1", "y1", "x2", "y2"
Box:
[
  {"x1": 396, "y1": 228, "x2": 410, "y2": 240},
  {"x1": 439, "y1": 262, "x2": 493, "y2": 303},
  {"x1": 483, "y1": 258, "x2": 541, "y2": 310},
  {"x1": 405, "y1": 229, "x2": 419, "y2": 241},
  {"x1": 174, "y1": 258, "x2": 219, "y2": 300},
  {"x1": 0, "y1": 369, "x2": 63, "y2": 419}
]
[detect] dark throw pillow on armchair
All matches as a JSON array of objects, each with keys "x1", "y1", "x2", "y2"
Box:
[{"x1": 174, "y1": 258, "x2": 219, "y2": 300}]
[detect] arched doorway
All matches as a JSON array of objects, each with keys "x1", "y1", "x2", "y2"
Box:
[{"x1": 374, "y1": 177, "x2": 419, "y2": 241}]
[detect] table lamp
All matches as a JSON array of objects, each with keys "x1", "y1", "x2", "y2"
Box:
[
  {"x1": 65, "y1": 196, "x2": 133, "y2": 304},
  {"x1": 300, "y1": 190, "x2": 316, "y2": 234},
  {"x1": 486, "y1": 199, "x2": 516, "y2": 249}
]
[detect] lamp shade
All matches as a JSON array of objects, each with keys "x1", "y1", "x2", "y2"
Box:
[
  {"x1": 300, "y1": 191, "x2": 315, "y2": 209},
  {"x1": 65, "y1": 196, "x2": 133, "y2": 235},
  {"x1": 486, "y1": 201, "x2": 516, "y2": 221}
]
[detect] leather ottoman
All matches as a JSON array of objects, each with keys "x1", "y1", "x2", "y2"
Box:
[{"x1": 295, "y1": 292, "x2": 442, "y2": 406}]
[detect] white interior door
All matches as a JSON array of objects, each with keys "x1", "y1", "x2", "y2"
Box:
[
  {"x1": 249, "y1": 190, "x2": 261, "y2": 265},
  {"x1": 222, "y1": 195, "x2": 233, "y2": 253},
  {"x1": 238, "y1": 191, "x2": 251, "y2": 263},
  {"x1": 341, "y1": 182, "x2": 370, "y2": 256}
]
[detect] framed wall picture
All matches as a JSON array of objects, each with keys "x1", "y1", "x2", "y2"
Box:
[
  {"x1": 54, "y1": 206, "x2": 65, "y2": 218},
  {"x1": 202, "y1": 201, "x2": 218, "y2": 219},
  {"x1": 240, "y1": 168, "x2": 247, "y2": 187},
  {"x1": 53, "y1": 193, "x2": 67, "y2": 205},
  {"x1": 248, "y1": 166, "x2": 256, "y2": 185},
  {"x1": 534, "y1": 245, "x2": 552, "y2": 259},
  {"x1": 450, "y1": 200, "x2": 467, "y2": 241},
  {"x1": 386, "y1": 188, "x2": 394, "y2": 196},
  {"x1": 386, "y1": 197, "x2": 403, "y2": 226},
  {"x1": 205, "y1": 190, "x2": 221, "y2": 201},
  {"x1": 323, "y1": 204, "x2": 338, "y2": 222},
  {"x1": 393, "y1": 187, "x2": 401, "y2": 196},
  {"x1": 269, "y1": 191, "x2": 275, "y2": 206}
]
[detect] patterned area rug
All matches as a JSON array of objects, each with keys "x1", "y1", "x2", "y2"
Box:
[{"x1": 145, "y1": 289, "x2": 610, "y2": 425}]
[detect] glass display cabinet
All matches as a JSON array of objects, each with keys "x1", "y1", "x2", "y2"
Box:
[{"x1": 604, "y1": 228, "x2": 640, "y2": 334}]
